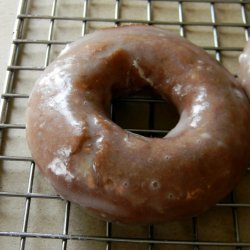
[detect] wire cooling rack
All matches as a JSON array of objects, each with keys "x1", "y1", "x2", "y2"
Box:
[{"x1": 0, "y1": 0, "x2": 250, "y2": 249}]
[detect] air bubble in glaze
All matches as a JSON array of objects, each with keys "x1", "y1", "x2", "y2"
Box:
[
  {"x1": 150, "y1": 180, "x2": 161, "y2": 190},
  {"x1": 164, "y1": 155, "x2": 171, "y2": 160},
  {"x1": 122, "y1": 180, "x2": 129, "y2": 189},
  {"x1": 167, "y1": 193, "x2": 175, "y2": 199}
]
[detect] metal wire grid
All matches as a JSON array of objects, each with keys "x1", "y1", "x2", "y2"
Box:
[{"x1": 0, "y1": 0, "x2": 249, "y2": 249}]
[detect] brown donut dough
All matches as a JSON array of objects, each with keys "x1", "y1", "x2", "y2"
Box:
[{"x1": 26, "y1": 25, "x2": 250, "y2": 224}]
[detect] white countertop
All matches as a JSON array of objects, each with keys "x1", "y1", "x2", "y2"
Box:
[{"x1": 0, "y1": 0, "x2": 18, "y2": 92}]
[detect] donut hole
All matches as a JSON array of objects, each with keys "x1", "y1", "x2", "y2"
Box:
[{"x1": 112, "y1": 86, "x2": 180, "y2": 138}]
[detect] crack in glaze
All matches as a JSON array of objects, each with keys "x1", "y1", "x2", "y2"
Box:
[{"x1": 132, "y1": 59, "x2": 153, "y2": 86}]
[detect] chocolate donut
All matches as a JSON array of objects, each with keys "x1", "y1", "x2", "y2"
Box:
[{"x1": 26, "y1": 25, "x2": 250, "y2": 224}]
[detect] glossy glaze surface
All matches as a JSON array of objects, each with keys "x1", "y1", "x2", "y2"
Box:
[
  {"x1": 239, "y1": 40, "x2": 250, "y2": 98},
  {"x1": 26, "y1": 26, "x2": 250, "y2": 224}
]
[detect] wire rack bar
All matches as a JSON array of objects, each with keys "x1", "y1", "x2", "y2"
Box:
[
  {"x1": 0, "y1": 155, "x2": 33, "y2": 161},
  {"x1": 13, "y1": 39, "x2": 71, "y2": 45},
  {"x1": 105, "y1": 222, "x2": 112, "y2": 250},
  {"x1": 192, "y1": 217, "x2": 199, "y2": 250},
  {"x1": 178, "y1": 1, "x2": 185, "y2": 37},
  {"x1": 7, "y1": 66, "x2": 45, "y2": 71},
  {"x1": 8, "y1": 38, "x2": 245, "y2": 52},
  {"x1": 44, "y1": 0, "x2": 57, "y2": 67},
  {"x1": 81, "y1": 0, "x2": 88, "y2": 37},
  {"x1": 19, "y1": 162, "x2": 35, "y2": 250},
  {"x1": 231, "y1": 193, "x2": 241, "y2": 250},
  {"x1": 2, "y1": 190, "x2": 250, "y2": 207},
  {"x1": 1, "y1": 231, "x2": 250, "y2": 247},
  {"x1": 61, "y1": 201, "x2": 71, "y2": 250},
  {"x1": 16, "y1": 14, "x2": 250, "y2": 28},
  {"x1": 210, "y1": 2, "x2": 221, "y2": 61},
  {"x1": 8, "y1": 40, "x2": 246, "y2": 52},
  {"x1": 0, "y1": 124, "x2": 26, "y2": 129},
  {"x1": 1, "y1": 93, "x2": 29, "y2": 98},
  {"x1": 147, "y1": 0, "x2": 152, "y2": 23},
  {"x1": 0, "y1": 192, "x2": 61, "y2": 199},
  {"x1": 241, "y1": 2, "x2": 250, "y2": 41},
  {"x1": 0, "y1": 0, "x2": 28, "y2": 125},
  {"x1": 148, "y1": 224, "x2": 154, "y2": 250},
  {"x1": 115, "y1": 0, "x2": 121, "y2": 26}
]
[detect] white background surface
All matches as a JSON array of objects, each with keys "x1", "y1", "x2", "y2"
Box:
[{"x1": 0, "y1": 0, "x2": 18, "y2": 92}]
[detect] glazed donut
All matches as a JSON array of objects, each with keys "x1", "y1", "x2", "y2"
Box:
[
  {"x1": 26, "y1": 25, "x2": 250, "y2": 224},
  {"x1": 239, "y1": 40, "x2": 250, "y2": 98}
]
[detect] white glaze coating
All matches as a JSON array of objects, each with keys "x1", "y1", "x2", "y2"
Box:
[
  {"x1": 173, "y1": 84, "x2": 182, "y2": 95},
  {"x1": 190, "y1": 87, "x2": 210, "y2": 128},
  {"x1": 48, "y1": 146, "x2": 74, "y2": 182}
]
